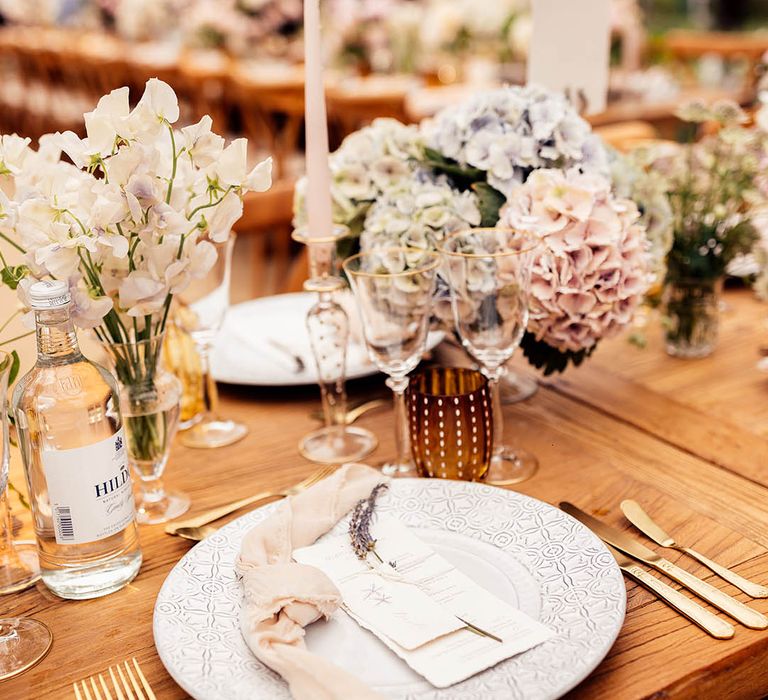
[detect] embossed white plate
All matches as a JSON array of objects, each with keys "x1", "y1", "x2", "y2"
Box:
[
  {"x1": 153, "y1": 480, "x2": 626, "y2": 699},
  {"x1": 210, "y1": 292, "x2": 443, "y2": 386}
]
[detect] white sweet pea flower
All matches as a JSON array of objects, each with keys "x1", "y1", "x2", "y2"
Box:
[
  {"x1": 69, "y1": 283, "x2": 113, "y2": 329},
  {"x1": 83, "y1": 87, "x2": 131, "y2": 156},
  {"x1": 54, "y1": 131, "x2": 99, "y2": 170},
  {"x1": 130, "y1": 78, "x2": 180, "y2": 134},
  {"x1": 206, "y1": 190, "x2": 243, "y2": 242},
  {"x1": 245, "y1": 157, "x2": 272, "y2": 192},
  {"x1": 207, "y1": 138, "x2": 248, "y2": 188},
  {"x1": 181, "y1": 115, "x2": 225, "y2": 167},
  {"x1": 188, "y1": 240, "x2": 217, "y2": 278},
  {"x1": 0, "y1": 134, "x2": 31, "y2": 175},
  {"x1": 118, "y1": 271, "x2": 167, "y2": 316},
  {"x1": 87, "y1": 183, "x2": 129, "y2": 230}
]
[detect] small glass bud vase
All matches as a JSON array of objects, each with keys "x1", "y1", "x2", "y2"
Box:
[
  {"x1": 103, "y1": 334, "x2": 186, "y2": 524},
  {"x1": 663, "y1": 278, "x2": 720, "y2": 358}
]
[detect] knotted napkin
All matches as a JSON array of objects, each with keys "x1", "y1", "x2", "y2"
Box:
[{"x1": 236, "y1": 463, "x2": 388, "y2": 700}]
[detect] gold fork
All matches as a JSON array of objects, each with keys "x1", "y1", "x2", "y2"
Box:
[
  {"x1": 73, "y1": 658, "x2": 155, "y2": 700},
  {"x1": 165, "y1": 464, "x2": 337, "y2": 537}
]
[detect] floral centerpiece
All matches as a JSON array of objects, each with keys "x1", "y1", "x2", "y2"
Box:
[
  {"x1": 295, "y1": 84, "x2": 653, "y2": 374},
  {"x1": 0, "y1": 79, "x2": 271, "y2": 517},
  {"x1": 626, "y1": 100, "x2": 764, "y2": 357}
]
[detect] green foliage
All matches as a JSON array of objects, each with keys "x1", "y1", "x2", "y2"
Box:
[
  {"x1": 520, "y1": 331, "x2": 597, "y2": 375},
  {"x1": 472, "y1": 182, "x2": 505, "y2": 227},
  {"x1": 1, "y1": 264, "x2": 28, "y2": 290},
  {"x1": 421, "y1": 147, "x2": 486, "y2": 190}
]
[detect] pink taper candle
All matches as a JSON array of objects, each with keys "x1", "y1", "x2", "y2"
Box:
[{"x1": 303, "y1": 0, "x2": 334, "y2": 239}]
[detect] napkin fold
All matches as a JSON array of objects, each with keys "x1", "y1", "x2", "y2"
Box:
[{"x1": 237, "y1": 463, "x2": 387, "y2": 700}]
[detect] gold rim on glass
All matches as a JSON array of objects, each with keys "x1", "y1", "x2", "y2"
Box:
[
  {"x1": 292, "y1": 224, "x2": 351, "y2": 246},
  {"x1": 342, "y1": 247, "x2": 441, "y2": 278},
  {"x1": 436, "y1": 227, "x2": 541, "y2": 259}
]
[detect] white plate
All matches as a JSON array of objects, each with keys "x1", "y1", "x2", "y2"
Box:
[
  {"x1": 153, "y1": 480, "x2": 626, "y2": 699},
  {"x1": 211, "y1": 292, "x2": 444, "y2": 386}
]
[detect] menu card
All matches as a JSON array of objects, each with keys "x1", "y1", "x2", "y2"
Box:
[
  {"x1": 527, "y1": 0, "x2": 611, "y2": 114},
  {"x1": 294, "y1": 517, "x2": 554, "y2": 688}
]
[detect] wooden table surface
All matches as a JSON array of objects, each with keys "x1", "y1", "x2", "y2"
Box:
[{"x1": 5, "y1": 287, "x2": 768, "y2": 700}]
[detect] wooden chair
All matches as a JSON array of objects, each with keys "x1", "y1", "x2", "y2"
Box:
[
  {"x1": 229, "y1": 62, "x2": 305, "y2": 181},
  {"x1": 233, "y1": 179, "x2": 306, "y2": 297}
]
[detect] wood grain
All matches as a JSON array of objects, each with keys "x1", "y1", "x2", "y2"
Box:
[{"x1": 5, "y1": 291, "x2": 768, "y2": 699}]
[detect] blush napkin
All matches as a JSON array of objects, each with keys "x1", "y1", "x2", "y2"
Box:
[{"x1": 236, "y1": 463, "x2": 387, "y2": 700}]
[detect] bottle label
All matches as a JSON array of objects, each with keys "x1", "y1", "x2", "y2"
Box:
[{"x1": 42, "y1": 428, "x2": 136, "y2": 545}]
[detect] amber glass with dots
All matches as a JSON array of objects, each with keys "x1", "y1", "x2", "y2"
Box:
[{"x1": 407, "y1": 367, "x2": 493, "y2": 481}]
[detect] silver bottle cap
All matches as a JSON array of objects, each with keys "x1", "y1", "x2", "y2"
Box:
[{"x1": 29, "y1": 280, "x2": 71, "y2": 309}]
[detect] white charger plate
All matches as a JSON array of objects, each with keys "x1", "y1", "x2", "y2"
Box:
[
  {"x1": 210, "y1": 292, "x2": 444, "y2": 386},
  {"x1": 153, "y1": 479, "x2": 626, "y2": 699}
]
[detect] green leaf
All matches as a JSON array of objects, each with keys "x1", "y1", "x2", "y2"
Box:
[
  {"x1": 472, "y1": 182, "x2": 506, "y2": 228},
  {"x1": 9, "y1": 349, "x2": 20, "y2": 385},
  {"x1": 520, "y1": 331, "x2": 597, "y2": 375},
  {"x1": 421, "y1": 147, "x2": 486, "y2": 189},
  {"x1": 1, "y1": 265, "x2": 29, "y2": 290}
]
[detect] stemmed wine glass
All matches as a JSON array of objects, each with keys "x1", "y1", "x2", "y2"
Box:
[
  {"x1": 344, "y1": 248, "x2": 440, "y2": 476},
  {"x1": 0, "y1": 350, "x2": 52, "y2": 680},
  {"x1": 437, "y1": 227, "x2": 539, "y2": 485},
  {"x1": 175, "y1": 235, "x2": 248, "y2": 449}
]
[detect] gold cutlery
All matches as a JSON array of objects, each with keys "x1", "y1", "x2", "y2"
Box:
[
  {"x1": 165, "y1": 465, "x2": 336, "y2": 540},
  {"x1": 73, "y1": 658, "x2": 155, "y2": 700},
  {"x1": 309, "y1": 398, "x2": 388, "y2": 425},
  {"x1": 560, "y1": 502, "x2": 768, "y2": 630},
  {"x1": 621, "y1": 500, "x2": 768, "y2": 599},
  {"x1": 606, "y1": 543, "x2": 734, "y2": 639}
]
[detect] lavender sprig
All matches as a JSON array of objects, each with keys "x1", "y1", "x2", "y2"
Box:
[{"x1": 349, "y1": 482, "x2": 389, "y2": 563}]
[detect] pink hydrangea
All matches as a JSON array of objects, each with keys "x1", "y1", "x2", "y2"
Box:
[{"x1": 501, "y1": 168, "x2": 650, "y2": 354}]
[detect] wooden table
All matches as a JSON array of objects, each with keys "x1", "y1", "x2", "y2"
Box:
[{"x1": 6, "y1": 288, "x2": 768, "y2": 699}]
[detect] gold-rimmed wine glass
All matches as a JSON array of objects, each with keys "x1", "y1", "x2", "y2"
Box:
[
  {"x1": 343, "y1": 248, "x2": 440, "y2": 477},
  {"x1": 437, "y1": 227, "x2": 540, "y2": 485},
  {"x1": 175, "y1": 235, "x2": 248, "y2": 449}
]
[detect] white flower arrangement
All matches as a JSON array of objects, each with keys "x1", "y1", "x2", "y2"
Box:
[{"x1": 0, "y1": 79, "x2": 272, "y2": 339}]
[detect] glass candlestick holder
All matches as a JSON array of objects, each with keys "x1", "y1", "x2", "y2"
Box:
[{"x1": 293, "y1": 228, "x2": 377, "y2": 463}]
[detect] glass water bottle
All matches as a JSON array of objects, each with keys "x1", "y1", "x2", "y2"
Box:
[{"x1": 12, "y1": 280, "x2": 142, "y2": 599}]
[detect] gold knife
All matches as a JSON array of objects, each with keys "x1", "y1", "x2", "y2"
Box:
[
  {"x1": 606, "y1": 543, "x2": 734, "y2": 639},
  {"x1": 559, "y1": 502, "x2": 768, "y2": 630},
  {"x1": 621, "y1": 500, "x2": 768, "y2": 599}
]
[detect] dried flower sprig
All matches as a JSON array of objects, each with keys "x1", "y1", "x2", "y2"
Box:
[{"x1": 349, "y1": 482, "x2": 389, "y2": 563}]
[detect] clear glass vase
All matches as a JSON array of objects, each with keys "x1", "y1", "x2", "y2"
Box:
[
  {"x1": 663, "y1": 278, "x2": 720, "y2": 358},
  {"x1": 103, "y1": 335, "x2": 186, "y2": 524}
]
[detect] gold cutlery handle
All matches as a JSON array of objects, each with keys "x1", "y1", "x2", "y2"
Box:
[
  {"x1": 655, "y1": 558, "x2": 768, "y2": 629},
  {"x1": 681, "y1": 547, "x2": 768, "y2": 599},
  {"x1": 165, "y1": 489, "x2": 280, "y2": 534},
  {"x1": 623, "y1": 564, "x2": 734, "y2": 639}
]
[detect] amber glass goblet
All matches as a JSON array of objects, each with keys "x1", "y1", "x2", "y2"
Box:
[{"x1": 408, "y1": 367, "x2": 493, "y2": 481}]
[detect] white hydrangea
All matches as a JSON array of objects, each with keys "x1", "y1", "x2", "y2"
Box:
[
  {"x1": 360, "y1": 171, "x2": 481, "y2": 253},
  {"x1": 293, "y1": 118, "x2": 422, "y2": 233},
  {"x1": 423, "y1": 84, "x2": 609, "y2": 199}
]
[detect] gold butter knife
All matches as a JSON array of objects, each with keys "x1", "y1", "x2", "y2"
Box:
[
  {"x1": 559, "y1": 502, "x2": 768, "y2": 630},
  {"x1": 621, "y1": 500, "x2": 768, "y2": 599},
  {"x1": 606, "y1": 543, "x2": 734, "y2": 639}
]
